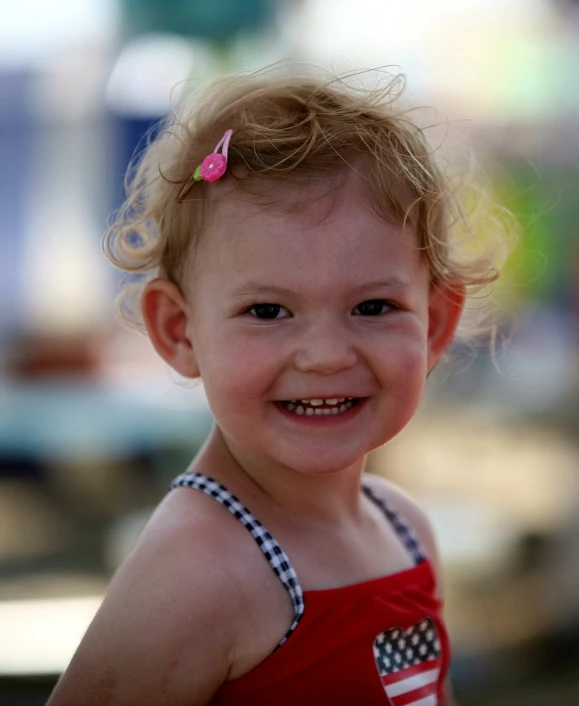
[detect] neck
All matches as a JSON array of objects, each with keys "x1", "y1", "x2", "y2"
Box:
[{"x1": 195, "y1": 425, "x2": 368, "y2": 527}]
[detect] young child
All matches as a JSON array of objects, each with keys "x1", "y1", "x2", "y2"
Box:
[{"x1": 48, "y1": 70, "x2": 510, "y2": 706}]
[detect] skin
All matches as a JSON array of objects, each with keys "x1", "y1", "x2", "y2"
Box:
[{"x1": 47, "y1": 173, "x2": 463, "y2": 706}]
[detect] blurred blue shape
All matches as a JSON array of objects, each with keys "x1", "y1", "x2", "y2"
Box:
[
  {"x1": 0, "y1": 380, "x2": 212, "y2": 461},
  {"x1": 105, "y1": 34, "x2": 196, "y2": 213},
  {"x1": 0, "y1": 70, "x2": 33, "y2": 336}
]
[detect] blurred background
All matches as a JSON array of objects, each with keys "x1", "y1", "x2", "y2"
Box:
[{"x1": 1, "y1": 0, "x2": 578, "y2": 704}]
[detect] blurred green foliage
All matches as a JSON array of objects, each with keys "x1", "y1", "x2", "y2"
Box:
[{"x1": 495, "y1": 165, "x2": 579, "y2": 306}]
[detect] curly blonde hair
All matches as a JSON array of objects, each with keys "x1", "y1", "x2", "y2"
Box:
[{"x1": 103, "y1": 68, "x2": 515, "y2": 337}]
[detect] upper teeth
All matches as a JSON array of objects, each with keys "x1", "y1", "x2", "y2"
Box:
[{"x1": 292, "y1": 398, "x2": 348, "y2": 406}]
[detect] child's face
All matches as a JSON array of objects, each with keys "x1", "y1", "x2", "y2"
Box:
[{"x1": 152, "y1": 177, "x2": 462, "y2": 477}]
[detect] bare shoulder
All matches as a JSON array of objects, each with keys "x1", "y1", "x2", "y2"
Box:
[
  {"x1": 363, "y1": 473, "x2": 442, "y2": 578},
  {"x1": 47, "y1": 487, "x2": 255, "y2": 706}
]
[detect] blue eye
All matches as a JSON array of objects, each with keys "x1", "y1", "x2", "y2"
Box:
[
  {"x1": 353, "y1": 299, "x2": 393, "y2": 316},
  {"x1": 247, "y1": 303, "x2": 290, "y2": 320}
]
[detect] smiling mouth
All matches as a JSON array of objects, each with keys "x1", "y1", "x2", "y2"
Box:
[{"x1": 280, "y1": 398, "x2": 360, "y2": 416}]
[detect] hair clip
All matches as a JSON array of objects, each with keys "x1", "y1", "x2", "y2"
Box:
[{"x1": 177, "y1": 128, "x2": 233, "y2": 203}]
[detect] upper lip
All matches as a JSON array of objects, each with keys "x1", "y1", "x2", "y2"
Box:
[{"x1": 279, "y1": 395, "x2": 364, "y2": 401}]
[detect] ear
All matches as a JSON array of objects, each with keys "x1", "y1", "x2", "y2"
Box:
[
  {"x1": 426, "y1": 282, "x2": 466, "y2": 369},
  {"x1": 141, "y1": 278, "x2": 200, "y2": 378}
]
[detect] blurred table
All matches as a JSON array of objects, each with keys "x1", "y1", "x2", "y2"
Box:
[{"x1": 0, "y1": 379, "x2": 212, "y2": 461}]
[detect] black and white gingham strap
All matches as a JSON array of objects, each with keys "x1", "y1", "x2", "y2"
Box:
[
  {"x1": 169, "y1": 471, "x2": 304, "y2": 648},
  {"x1": 361, "y1": 483, "x2": 427, "y2": 565}
]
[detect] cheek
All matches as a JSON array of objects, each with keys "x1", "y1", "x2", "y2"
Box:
[
  {"x1": 375, "y1": 330, "x2": 428, "y2": 417},
  {"x1": 198, "y1": 337, "x2": 278, "y2": 412},
  {"x1": 379, "y1": 322, "x2": 429, "y2": 374}
]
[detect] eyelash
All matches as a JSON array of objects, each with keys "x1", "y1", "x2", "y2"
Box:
[{"x1": 244, "y1": 299, "x2": 396, "y2": 320}]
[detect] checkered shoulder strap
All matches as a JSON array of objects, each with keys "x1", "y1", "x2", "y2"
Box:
[
  {"x1": 170, "y1": 470, "x2": 304, "y2": 648},
  {"x1": 361, "y1": 482, "x2": 427, "y2": 566}
]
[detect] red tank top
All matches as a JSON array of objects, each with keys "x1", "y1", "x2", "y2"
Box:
[{"x1": 170, "y1": 471, "x2": 451, "y2": 706}]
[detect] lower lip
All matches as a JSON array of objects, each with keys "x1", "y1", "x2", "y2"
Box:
[{"x1": 274, "y1": 399, "x2": 367, "y2": 425}]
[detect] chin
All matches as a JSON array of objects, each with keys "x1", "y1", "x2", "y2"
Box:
[{"x1": 277, "y1": 447, "x2": 368, "y2": 477}]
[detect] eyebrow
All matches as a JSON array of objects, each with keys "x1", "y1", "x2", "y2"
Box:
[{"x1": 230, "y1": 278, "x2": 410, "y2": 298}]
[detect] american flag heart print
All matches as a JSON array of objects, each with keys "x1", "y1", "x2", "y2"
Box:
[{"x1": 373, "y1": 618, "x2": 442, "y2": 706}]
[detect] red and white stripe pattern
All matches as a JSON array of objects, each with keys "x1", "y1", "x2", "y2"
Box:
[{"x1": 373, "y1": 618, "x2": 441, "y2": 706}]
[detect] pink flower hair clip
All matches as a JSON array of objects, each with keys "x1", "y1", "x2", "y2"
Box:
[{"x1": 177, "y1": 128, "x2": 233, "y2": 203}]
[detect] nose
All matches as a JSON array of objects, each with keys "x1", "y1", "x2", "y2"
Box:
[{"x1": 294, "y1": 319, "x2": 358, "y2": 375}]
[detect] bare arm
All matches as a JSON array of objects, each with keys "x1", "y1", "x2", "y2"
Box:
[
  {"x1": 47, "y1": 505, "x2": 242, "y2": 706},
  {"x1": 443, "y1": 678, "x2": 459, "y2": 706},
  {"x1": 398, "y1": 501, "x2": 458, "y2": 706},
  {"x1": 363, "y1": 474, "x2": 459, "y2": 706}
]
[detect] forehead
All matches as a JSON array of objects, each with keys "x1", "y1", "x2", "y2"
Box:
[{"x1": 189, "y1": 175, "x2": 424, "y2": 291}]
